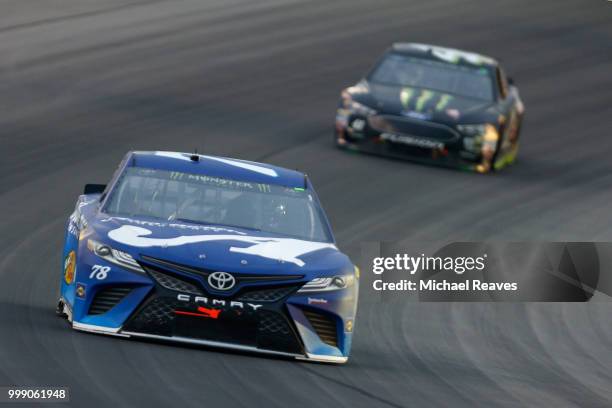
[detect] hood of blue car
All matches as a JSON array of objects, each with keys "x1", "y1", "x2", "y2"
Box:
[{"x1": 89, "y1": 214, "x2": 351, "y2": 277}]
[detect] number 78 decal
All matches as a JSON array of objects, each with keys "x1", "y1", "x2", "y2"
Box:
[{"x1": 90, "y1": 265, "x2": 110, "y2": 280}]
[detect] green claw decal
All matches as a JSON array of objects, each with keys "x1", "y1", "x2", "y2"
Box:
[
  {"x1": 415, "y1": 90, "x2": 435, "y2": 112},
  {"x1": 435, "y1": 94, "x2": 453, "y2": 111},
  {"x1": 400, "y1": 87, "x2": 415, "y2": 108}
]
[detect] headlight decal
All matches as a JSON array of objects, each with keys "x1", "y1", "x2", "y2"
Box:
[
  {"x1": 87, "y1": 239, "x2": 144, "y2": 273},
  {"x1": 298, "y1": 275, "x2": 355, "y2": 293},
  {"x1": 459, "y1": 123, "x2": 499, "y2": 154}
]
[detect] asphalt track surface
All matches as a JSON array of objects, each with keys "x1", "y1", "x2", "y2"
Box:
[{"x1": 1, "y1": 1, "x2": 612, "y2": 407}]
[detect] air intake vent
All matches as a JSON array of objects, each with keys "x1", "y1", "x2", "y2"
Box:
[
  {"x1": 302, "y1": 309, "x2": 338, "y2": 348},
  {"x1": 237, "y1": 285, "x2": 299, "y2": 302},
  {"x1": 88, "y1": 287, "x2": 132, "y2": 315},
  {"x1": 258, "y1": 310, "x2": 292, "y2": 335},
  {"x1": 146, "y1": 268, "x2": 203, "y2": 295}
]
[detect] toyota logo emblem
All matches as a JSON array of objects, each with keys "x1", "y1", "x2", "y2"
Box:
[{"x1": 208, "y1": 271, "x2": 236, "y2": 291}]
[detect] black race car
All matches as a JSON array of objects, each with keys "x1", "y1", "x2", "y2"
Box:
[{"x1": 335, "y1": 43, "x2": 524, "y2": 173}]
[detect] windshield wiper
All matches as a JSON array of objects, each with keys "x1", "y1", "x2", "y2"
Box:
[
  {"x1": 172, "y1": 218, "x2": 217, "y2": 226},
  {"x1": 219, "y1": 223, "x2": 262, "y2": 232},
  {"x1": 173, "y1": 218, "x2": 261, "y2": 232}
]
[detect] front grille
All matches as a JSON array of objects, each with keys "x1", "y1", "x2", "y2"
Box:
[
  {"x1": 303, "y1": 309, "x2": 338, "y2": 348},
  {"x1": 237, "y1": 285, "x2": 299, "y2": 302},
  {"x1": 123, "y1": 297, "x2": 179, "y2": 336},
  {"x1": 256, "y1": 310, "x2": 302, "y2": 354},
  {"x1": 369, "y1": 114, "x2": 459, "y2": 142},
  {"x1": 386, "y1": 143, "x2": 437, "y2": 158},
  {"x1": 122, "y1": 294, "x2": 303, "y2": 354},
  {"x1": 146, "y1": 268, "x2": 203, "y2": 295},
  {"x1": 258, "y1": 310, "x2": 292, "y2": 335},
  {"x1": 88, "y1": 287, "x2": 132, "y2": 315}
]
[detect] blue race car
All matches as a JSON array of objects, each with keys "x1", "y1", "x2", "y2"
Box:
[{"x1": 57, "y1": 151, "x2": 358, "y2": 364}]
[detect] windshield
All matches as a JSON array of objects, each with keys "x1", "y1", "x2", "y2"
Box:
[
  {"x1": 103, "y1": 167, "x2": 332, "y2": 242},
  {"x1": 369, "y1": 53, "x2": 494, "y2": 101}
]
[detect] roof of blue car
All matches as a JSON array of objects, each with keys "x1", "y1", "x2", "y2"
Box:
[{"x1": 128, "y1": 151, "x2": 306, "y2": 187}]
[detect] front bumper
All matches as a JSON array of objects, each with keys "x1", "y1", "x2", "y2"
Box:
[
  {"x1": 68, "y1": 255, "x2": 355, "y2": 364},
  {"x1": 72, "y1": 322, "x2": 347, "y2": 363},
  {"x1": 335, "y1": 111, "x2": 494, "y2": 173}
]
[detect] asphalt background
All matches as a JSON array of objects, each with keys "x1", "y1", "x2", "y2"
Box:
[{"x1": 1, "y1": 0, "x2": 612, "y2": 406}]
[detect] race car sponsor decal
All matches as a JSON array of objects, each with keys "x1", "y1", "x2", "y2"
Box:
[
  {"x1": 345, "y1": 319, "x2": 354, "y2": 332},
  {"x1": 435, "y1": 94, "x2": 453, "y2": 111},
  {"x1": 67, "y1": 198, "x2": 94, "y2": 238},
  {"x1": 67, "y1": 216, "x2": 79, "y2": 238},
  {"x1": 400, "y1": 87, "x2": 416, "y2": 108},
  {"x1": 101, "y1": 216, "x2": 247, "y2": 235},
  {"x1": 400, "y1": 88, "x2": 454, "y2": 117},
  {"x1": 175, "y1": 306, "x2": 221, "y2": 319},
  {"x1": 165, "y1": 170, "x2": 277, "y2": 194},
  {"x1": 154, "y1": 151, "x2": 278, "y2": 177},
  {"x1": 177, "y1": 294, "x2": 262, "y2": 311},
  {"x1": 415, "y1": 90, "x2": 435, "y2": 112},
  {"x1": 380, "y1": 133, "x2": 444, "y2": 150},
  {"x1": 68, "y1": 210, "x2": 86, "y2": 238},
  {"x1": 63, "y1": 251, "x2": 76, "y2": 284},
  {"x1": 76, "y1": 283, "x2": 86, "y2": 299},
  {"x1": 108, "y1": 225, "x2": 337, "y2": 267},
  {"x1": 197, "y1": 306, "x2": 221, "y2": 318}
]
